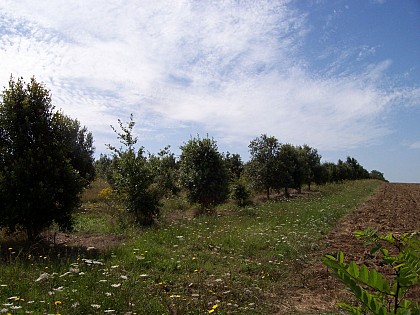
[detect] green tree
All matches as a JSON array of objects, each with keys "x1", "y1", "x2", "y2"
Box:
[
  {"x1": 224, "y1": 152, "x2": 244, "y2": 182},
  {"x1": 300, "y1": 145, "x2": 322, "y2": 190},
  {"x1": 0, "y1": 77, "x2": 95, "y2": 240},
  {"x1": 278, "y1": 143, "x2": 300, "y2": 197},
  {"x1": 179, "y1": 136, "x2": 229, "y2": 213},
  {"x1": 107, "y1": 115, "x2": 160, "y2": 226},
  {"x1": 370, "y1": 170, "x2": 387, "y2": 182},
  {"x1": 246, "y1": 134, "x2": 281, "y2": 199},
  {"x1": 148, "y1": 146, "x2": 180, "y2": 197},
  {"x1": 346, "y1": 156, "x2": 370, "y2": 180}
]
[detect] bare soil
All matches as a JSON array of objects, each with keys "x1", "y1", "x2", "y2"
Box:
[{"x1": 277, "y1": 182, "x2": 420, "y2": 314}]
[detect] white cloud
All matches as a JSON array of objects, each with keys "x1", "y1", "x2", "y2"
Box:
[
  {"x1": 409, "y1": 141, "x2": 420, "y2": 149},
  {"x1": 0, "y1": 0, "x2": 417, "y2": 154}
]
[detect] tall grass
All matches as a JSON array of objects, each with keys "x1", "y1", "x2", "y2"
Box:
[{"x1": 0, "y1": 180, "x2": 382, "y2": 314}]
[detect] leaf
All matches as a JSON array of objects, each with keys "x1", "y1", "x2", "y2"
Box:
[
  {"x1": 347, "y1": 261, "x2": 359, "y2": 278},
  {"x1": 359, "y1": 265, "x2": 369, "y2": 283},
  {"x1": 337, "y1": 302, "x2": 362, "y2": 315}
]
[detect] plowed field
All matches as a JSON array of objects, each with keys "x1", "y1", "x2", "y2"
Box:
[{"x1": 279, "y1": 182, "x2": 420, "y2": 314}]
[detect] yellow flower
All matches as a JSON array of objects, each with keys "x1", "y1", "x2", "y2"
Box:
[
  {"x1": 55, "y1": 301, "x2": 62, "y2": 306},
  {"x1": 208, "y1": 304, "x2": 218, "y2": 313}
]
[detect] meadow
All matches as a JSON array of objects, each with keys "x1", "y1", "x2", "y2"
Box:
[{"x1": 0, "y1": 179, "x2": 382, "y2": 314}]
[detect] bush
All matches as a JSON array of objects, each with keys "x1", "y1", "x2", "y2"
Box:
[
  {"x1": 179, "y1": 136, "x2": 229, "y2": 213},
  {"x1": 0, "y1": 77, "x2": 95, "y2": 240},
  {"x1": 231, "y1": 181, "x2": 251, "y2": 207},
  {"x1": 323, "y1": 228, "x2": 420, "y2": 314},
  {"x1": 107, "y1": 115, "x2": 160, "y2": 226}
]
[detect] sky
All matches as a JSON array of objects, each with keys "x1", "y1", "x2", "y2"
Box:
[{"x1": 0, "y1": 0, "x2": 419, "y2": 183}]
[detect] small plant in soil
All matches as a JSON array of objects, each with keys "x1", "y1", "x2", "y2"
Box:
[{"x1": 323, "y1": 228, "x2": 420, "y2": 315}]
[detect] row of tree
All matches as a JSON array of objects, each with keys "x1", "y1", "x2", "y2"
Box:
[
  {"x1": 0, "y1": 77, "x2": 386, "y2": 240},
  {"x1": 97, "y1": 119, "x2": 386, "y2": 226}
]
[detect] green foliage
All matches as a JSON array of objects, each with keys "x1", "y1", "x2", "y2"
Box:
[
  {"x1": 277, "y1": 143, "x2": 300, "y2": 196},
  {"x1": 179, "y1": 135, "x2": 229, "y2": 212},
  {"x1": 107, "y1": 115, "x2": 160, "y2": 226},
  {"x1": 246, "y1": 134, "x2": 281, "y2": 199},
  {"x1": 323, "y1": 228, "x2": 420, "y2": 315},
  {"x1": 231, "y1": 180, "x2": 251, "y2": 207},
  {"x1": 300, "y1": 144, "x2": 322, "y2": 190},
  {"x1": 0, "y1": 76, "x2": 95, "y2": 240},
  {"x1": 224, "y1": 152, "x2": 244, "y2": 182},
  {"x1": 370, "y1": 170, "x2": 387, "y2": 182},
  {"x1": 148, "y1": 146, "x2": 180, "y2": 197}
]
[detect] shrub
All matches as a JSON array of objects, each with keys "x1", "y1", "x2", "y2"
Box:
[
  {"x1": 0, "y1": 77, "x2": 95, "y2": 240},
  {"x1": 107, "y1": 115, "x2": 160, "y2": 226},
  {"x1": 179, "y1": 136, "x2": 229, "y2": 213},
  {"x1": 323, "y1": 228, "x2": 420, "y2": 315},
  {"x1": 231, "y1": 181, "x2": 251, "y2": 207}
]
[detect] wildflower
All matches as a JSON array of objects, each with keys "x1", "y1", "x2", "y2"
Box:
[
  {"x1": 10, "y1": 306, "x2": 22, "y2": 310},
  {"x1": 120, "y1": 275, "x2": 128, "y2": 280},
  {"x1": 59, "y1": 272, "x2": 71, "y2": 278},
  {"x1": 111, "y1": 283, "x2": 121, "y2": 288},
  {"x1": 91, "y1": 304, "x2": 101, "y2": 309},
  {"x1": 208, "y1": 303, "x2": 219, "y2": 313},
  {"x1": 35, "y1": 273, "x2": 50, "y2": 282}
]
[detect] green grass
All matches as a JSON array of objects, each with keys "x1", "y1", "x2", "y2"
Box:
[{"x1": 0, "y1": 180, "x2": 382, "y2": 314}]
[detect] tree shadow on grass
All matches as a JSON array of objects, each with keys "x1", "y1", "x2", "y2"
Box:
[{"x1": 0, "y1": 230, "x2": 124, "y2": 263}]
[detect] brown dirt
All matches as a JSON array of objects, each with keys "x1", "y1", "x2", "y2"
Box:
[{"x1": 276, "y1": 182, "x2": 420, "y2": 314}]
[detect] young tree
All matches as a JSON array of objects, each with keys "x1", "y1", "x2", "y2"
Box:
[
  {"x1": 224, "y1": 152, "x2": 244, "y2": 182},
  {"x1": 179, "y1": 136, "x2": 229, "y2": 213},
  {"x1": 107, "y1": 115, "x2": 160, "y2": 226},
  {"x1": 246, "y1": 134, "x2": 281, "y2": 199},
  {"x1": 0, "y1": 77, "x2": 95, "y2": 240},
  {"x1": 278, "y1": 143, "x2": 299, "y2": 197},
  {"x1": 148, "y1": 146, "x2": 180, "y2": 197},
  {"x1": 300, "y1": 145, "x2": 322, "y2": 190},
  {"x1": 369, "y1": 170, "x2": 387, "y2": 181}
]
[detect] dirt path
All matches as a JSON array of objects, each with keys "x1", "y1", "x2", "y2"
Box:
[{"x1": 277, "y1": 182, "x2": 420, "y2": 314}]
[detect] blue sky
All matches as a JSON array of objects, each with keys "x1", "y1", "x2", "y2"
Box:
[{"x1": 0, "y1": 0, "x2": 419, "y2": 183}]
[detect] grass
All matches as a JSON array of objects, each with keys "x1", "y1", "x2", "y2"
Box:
[{"x1": 0, "y1": 180, "x2": 382, "y2": 314}]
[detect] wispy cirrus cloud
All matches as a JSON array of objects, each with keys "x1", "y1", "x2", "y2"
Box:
[
  {"x1": 0, "y1": 1, "x2": 418, "y2": 154},
  {"x1": 408, "y1": 141, "x2": 420, "y2": 149}
]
